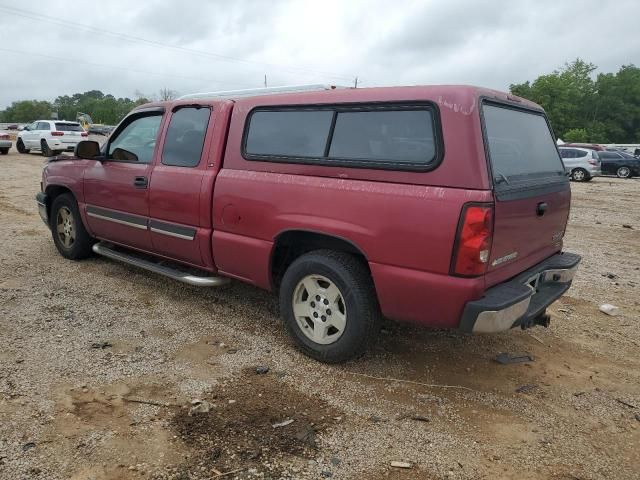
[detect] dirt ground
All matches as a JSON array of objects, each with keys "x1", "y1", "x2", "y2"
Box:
[{"x1": 0, "y1": 146, "x2": 639, "y2": 480}]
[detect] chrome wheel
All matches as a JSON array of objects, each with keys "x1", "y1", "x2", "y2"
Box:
[
  {"x1": 56, "y1": 206, "x2": 75, "y2": 248},
  {"x1": 572, "y1": 169, "x2": 586, "y2": 181},
  {"x1": 292, "y1": 274, "x2": 347, "y2": 345},
  {"x1": 617, "y1": 166, "x2": 631, "y2": 178}
]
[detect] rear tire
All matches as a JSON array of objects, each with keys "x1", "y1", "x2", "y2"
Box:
[
  {"x1": 16, "y1": 139, "x2": 29, "y2": 154},
  {"x1": 0, "y1": 148, "x2": 8, "y2": 155},
  {"x1": 41, "y1": 140, "x2": 53, "y2": 157},
  {"x1": 571, "y1": 168, "x2": 589, "y2": 182},
  {"x1": 279, "y1": 250, "x2": 380, "y2": 363},
  {"x1": 616, "y1": 166, "x2": 631, "y2": 178},
  {"x1": 50, "y1": 193, "x2": 94, "y2": 260}
]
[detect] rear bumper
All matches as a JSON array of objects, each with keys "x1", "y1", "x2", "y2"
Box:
[
  {"x1": 36, "y1": 192, "x2": 49, "y2": 227},
  {"x1": 0, "y1": 140, "x2": 11, "y2": 148},
  {"x1": 459, "y1": 252, "x2": 581, "y2": 333},
  {"x1": 47, "y1": 139, "x2": 80, "y2": 150}
]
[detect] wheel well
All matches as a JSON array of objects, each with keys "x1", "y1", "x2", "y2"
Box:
[
  {"x1": 45, "y1": 185, "x2": 73, "y2": 218},
  {"x1": 271, "y1": 231, "x2": 369, "y2": 288}
]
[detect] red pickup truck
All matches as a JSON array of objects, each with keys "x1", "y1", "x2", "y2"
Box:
[{"x1": 36, "y1": 84, "x2": 580, "y2": 363}]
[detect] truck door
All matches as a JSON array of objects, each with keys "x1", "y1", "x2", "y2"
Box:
[
  {"x1": 83, "y1": 109, "x2": 164, "y2": 251},
  {"x1": 148, "y1": 105, "x2": 213, "y2": 267}
]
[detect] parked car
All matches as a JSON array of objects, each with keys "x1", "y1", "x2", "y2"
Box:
[
  {"x1": 598, "y1": 150, "x2": 640, "y2": 178},
  {"x1": 558, "y1": 147, "x2": 601, "y2": 181},
  {"x1": 88, "y1": 125, "x2": 115, "y2": 136},
  {"x1": 0, "y1": 132, "x2": 11, "y2": 154},
  {"x1": 561, "y1": 142, "x2": 606, "y2": 151},
  {"x1": 35, "y1": 85, "x2": 581, "y2": 363},
  {"x1": 17, "y1": 120, "x2": 88, "y2": 156}
]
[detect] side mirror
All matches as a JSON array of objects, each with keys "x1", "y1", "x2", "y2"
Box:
[{"x1": 75, "y1": 140, "x2": 102, "y2": 160}]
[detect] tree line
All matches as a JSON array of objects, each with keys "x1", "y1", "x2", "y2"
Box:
[
  {"x1": 0, "y1": 90, "x2": 162, "y2": 125},
  {"x1": 510, "y1": 59, "x2": 640, "y2": 144}
]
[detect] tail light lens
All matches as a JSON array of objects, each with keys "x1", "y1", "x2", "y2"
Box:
[
  {"x1": 51, "y1": 131, "x2": 64, "y2": 136},
  {"x1": 588, "y1": 160, "x2": 597, "y2": 166},
  {"x1": 451, "y1": 204, "x2": 494, "y2": 277},
  {"x1": 81, "y1": 132, "x2": 88, "y2": 137}
]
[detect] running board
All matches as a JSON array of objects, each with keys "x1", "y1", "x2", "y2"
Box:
[{"x1": 92, "y1": 242, "x2": 229, "y2": 287}]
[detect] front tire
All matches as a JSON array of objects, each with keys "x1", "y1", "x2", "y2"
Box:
[
  {"x1": 617, "y1": 166, "x2": 631, "y2": 178},
  {"x1": 279, "y1": 250, "x2": 380, "y2": 363},
  {"x1": 41, "y1": 140, "x2": 53, "y2": 157},
  {"x1": 50, "y1": 193, "x2": 94, "y2": 260},
  {"x1": 16, "y1": 139, "x2": 29, "y2": 153},
  {"x1": 571, "y1": 168, "x2": 589, "y2": 182}
]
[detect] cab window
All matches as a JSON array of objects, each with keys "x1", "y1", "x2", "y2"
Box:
[
  {"x1": 161, "y1": 107, "x2": 211, "y2": 167},
  {"x1": 107, "y1": 114, "x2": 163, "y2": 163}
]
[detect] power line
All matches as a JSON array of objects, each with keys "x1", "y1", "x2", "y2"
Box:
[
  {"x1": 0, "y1": 4, "x2": 355, "y2": 82},
  {"x1": 0, "y1": 47, "x2": 258, "y2": 89}
]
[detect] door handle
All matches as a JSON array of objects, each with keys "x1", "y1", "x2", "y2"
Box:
[
  {"x1": 536, "y1": 202, "x2": 547, "y2": 216},
  {"x1": 133, "y1": 176, "x2": 148, "y2": 188}
]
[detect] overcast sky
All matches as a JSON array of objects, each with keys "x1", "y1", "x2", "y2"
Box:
[{"x1": 0, "y1": 0, "x2": 638, "y2": 108}]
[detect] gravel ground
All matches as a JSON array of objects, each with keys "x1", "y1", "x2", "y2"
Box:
[{"x1": 0, "y1": 147, "x2": 639, "y2": 480}]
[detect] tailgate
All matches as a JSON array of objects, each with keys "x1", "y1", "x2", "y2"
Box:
[
  {"x1": 55, "y1": 122, "x2": 85, "y2": 142},
  {"x1": 482, "y1": 102, "x2": 570, "y2": 286}
]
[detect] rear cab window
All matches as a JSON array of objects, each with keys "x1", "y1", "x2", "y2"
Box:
[
  {"x1": 482, "y1": 102, "x2": 566, "y2": 194},
  {"x1": 243, "y1": 104, "x2": 440, "y2": 171}
]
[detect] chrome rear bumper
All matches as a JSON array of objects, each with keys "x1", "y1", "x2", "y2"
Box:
[{"x1": 459, "y1": 252, "x2": 581, "y2": 333}]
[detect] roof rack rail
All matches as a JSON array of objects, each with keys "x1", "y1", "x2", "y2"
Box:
[{"x1": 177, "y1": 84, "x2": 348, "y2": 100}]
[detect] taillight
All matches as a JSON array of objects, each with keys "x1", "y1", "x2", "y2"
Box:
[
  {"x1": 81, "y1": 132, "x2": 88, "y2": 137},
  {"x1": 451, "y1": 204, "x2": 494, "y2": 277},
  {"x1": 51, "y1": 131, "x2": 64, "y2": 136},
  {"x1": 588, "y1": 160, "x2": 597, "y2": 166}
]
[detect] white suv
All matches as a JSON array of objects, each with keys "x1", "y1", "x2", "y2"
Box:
[{"x1": 17, "y1": 120, "x2": 87, "y2": 156}]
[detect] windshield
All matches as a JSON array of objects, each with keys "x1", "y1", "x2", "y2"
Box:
[{"x1": 483, "y1": 104, "x2": 565, "y2": 186}]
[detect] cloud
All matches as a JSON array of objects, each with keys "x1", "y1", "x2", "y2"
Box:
[{"x1": 0, "y1": 0, "x2": 638, "y2": 108}]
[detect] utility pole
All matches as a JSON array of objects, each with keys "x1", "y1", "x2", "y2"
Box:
[
  {"x1": 264, "y1": 74, "x2": 267, "y2": 88},
  {"x1": 354, "y1": 76, "x2": 358, "y2": 88}
]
